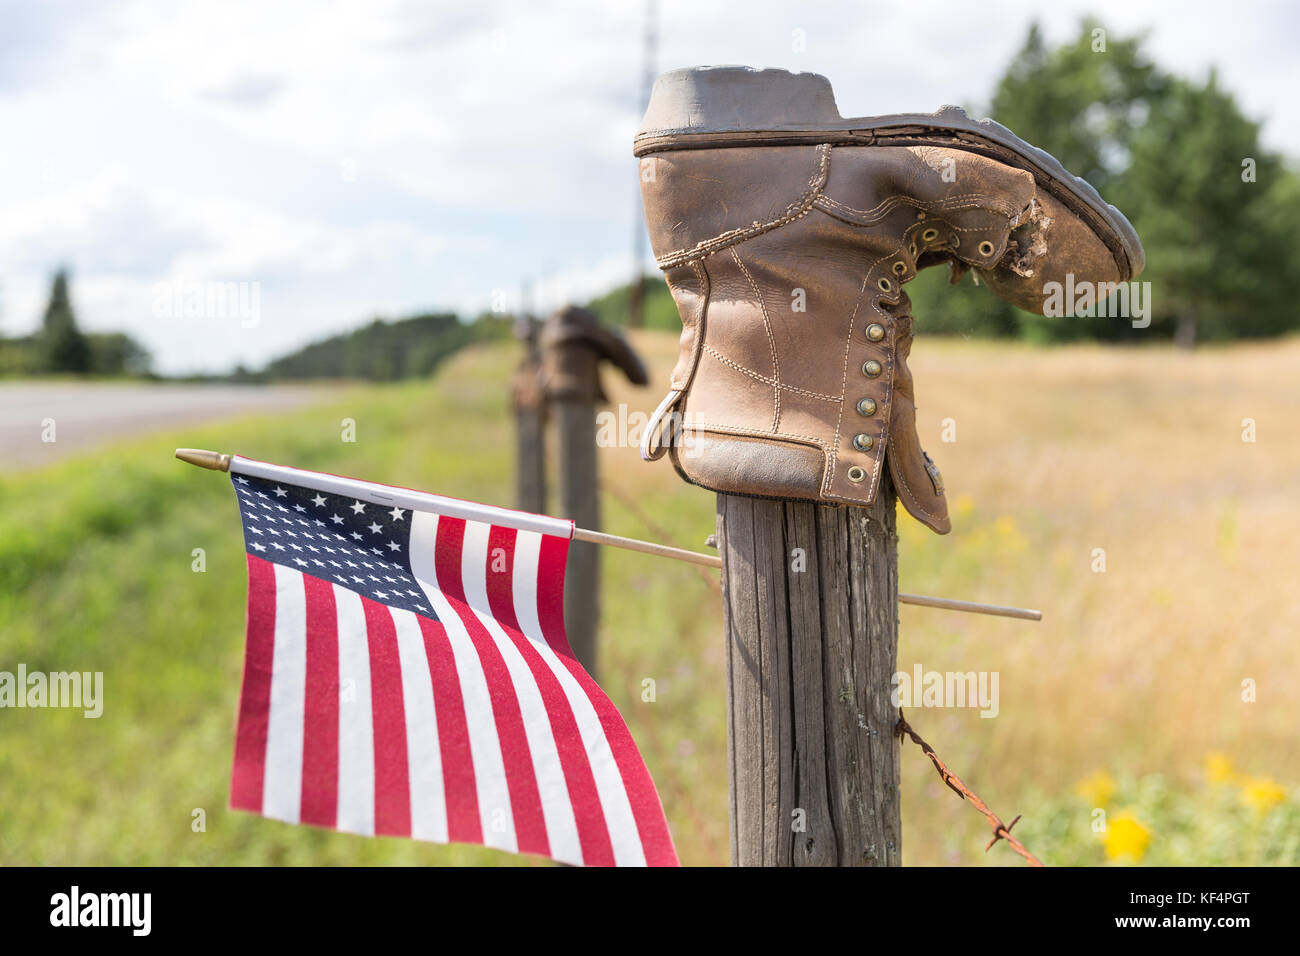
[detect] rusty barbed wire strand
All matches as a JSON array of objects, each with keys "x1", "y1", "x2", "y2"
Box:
[
  {"x1": 598, "y1": 479, "x2": 1040, "y2": 866},
  {"x1": 895, "y1": 709, "x2": 1044, "y2": 866}
]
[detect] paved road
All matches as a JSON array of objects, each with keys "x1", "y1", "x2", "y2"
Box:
[{"x1": 0, "y1": 382, "x2": 323, "y2": 472}]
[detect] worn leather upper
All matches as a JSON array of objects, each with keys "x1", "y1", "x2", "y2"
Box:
[{"x1": 637, "y1": 138, "x2": 1129, "y2": 533}]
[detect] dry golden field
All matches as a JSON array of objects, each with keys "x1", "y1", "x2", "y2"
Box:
[{"x1": 599, "y1": 331, "x2": 1300, "y2": 865}]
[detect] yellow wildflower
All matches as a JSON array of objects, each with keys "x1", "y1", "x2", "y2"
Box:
[
  {"x1": 992, "y1": 515, "x2": 1027, "y2": 553},
  {"x1": 1103, "y1": 812, "x2": 1150, "y2": 862},
  {"x1": 1204, "y1": 752, "x2": 1235, "y2": 785},
  {"x1": 1240, "y1": 777, "x2": 1286, "y2": 813},
  {"x1": 1074, "y1": 771, "x2": 1117, "y2": 807}
]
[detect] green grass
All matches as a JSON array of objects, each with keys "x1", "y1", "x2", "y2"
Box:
[{"x1": 0, "y1": 345, "x2": 725, "y2": 865}]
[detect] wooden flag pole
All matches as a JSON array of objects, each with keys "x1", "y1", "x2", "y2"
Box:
[{"x1": 174, "y1": 448, "x2": 1041, "y2": 622}]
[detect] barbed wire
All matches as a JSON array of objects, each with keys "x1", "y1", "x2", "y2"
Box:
[
  {"x1": 597, "y1": 479, "x2": 1043, "y2": 867},
  {"x1": 895, "y1": 709, "x2": 1044, "y2": 866}
]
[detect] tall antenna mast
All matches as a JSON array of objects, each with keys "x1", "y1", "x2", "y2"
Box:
[{"x1": 628, "y1": 0, "x2": 658, "y2": 329}]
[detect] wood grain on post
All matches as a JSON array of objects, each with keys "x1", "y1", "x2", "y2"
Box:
[
  {"x1": 556, "y1": 400, "x2": 601, "y2": 674},
  {"x1": 716, "y1": 470, "x2": 901, "y2": 866}
]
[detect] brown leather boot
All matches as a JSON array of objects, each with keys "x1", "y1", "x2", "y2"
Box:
[{"x1": 635, "y1": 67, "x2": 1144, "y2": 533}]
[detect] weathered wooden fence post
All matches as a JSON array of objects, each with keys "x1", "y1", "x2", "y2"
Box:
[
  {"x1": 715, "y1": 471, "x2": 901, "y2": 866},
  {"x1": 542, "y1": 307, "x2": 648, "y2": 675},
  {"x1": 510, "y1": 314, "x2": 547, "y2": 515}
]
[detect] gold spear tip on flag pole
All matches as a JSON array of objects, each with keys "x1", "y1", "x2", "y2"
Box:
[{"x1": 175, "y1": 448, "x2": 232, "y2": 472}]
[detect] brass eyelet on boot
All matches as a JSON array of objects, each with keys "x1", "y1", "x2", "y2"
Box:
[
  {"x1": 847, "y1": 466, "x2": 866, "y2": 483},
  {"x1": 853, "y1": 434, "x2": 874, "y2": 452},
  {"x1": 856, "y1": 397, "x2": 877, "y2": 416},
  {"x1": 892, "y1": 261, "x2": 907, "y2": 276},
  {"x1": 866, "y1": 323, "x2": 885, "y2": 342},
  {"x1": 877, "y1": 277, "x2": 892, "y2": 293},
  {"x1": 862, "y1": 359, "x2": 882, "y2": 377},
  {"x1": 921, "y1": 227, "x2": 939, "y2": 242},
  {"x1": 978, "y1": 240, "x2": 995, "y2": 256}
]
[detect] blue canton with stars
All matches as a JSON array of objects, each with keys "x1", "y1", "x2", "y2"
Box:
[{"x1": 232, "y1": 472, "x2": 436, "y2": 619}]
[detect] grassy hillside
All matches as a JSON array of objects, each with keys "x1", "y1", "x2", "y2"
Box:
[
  {"x1": 2, "y1": 334, "x2": 1298, "y2": 865},
  {"x1": 261, "y1": 313, "x2": 512, "y2": 381}
]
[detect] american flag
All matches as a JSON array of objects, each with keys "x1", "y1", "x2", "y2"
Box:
[{"x1": 226, "y1": 456, "x2": 678, "y2": 867}]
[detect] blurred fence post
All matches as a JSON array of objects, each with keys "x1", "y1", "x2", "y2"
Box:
[
  {"x1": 714, "y1": 472, "x2": 901, "y2": 866},
  {"x1": 511, "y1": 315, "x2": 547, "y2": 515},
  {"x1": 542, "y1": 307, "x2": 648, "y2": 676}
]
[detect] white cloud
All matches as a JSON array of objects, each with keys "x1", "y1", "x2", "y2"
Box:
[{"x1": 0, "y1": 0, "x2": 1294, "y2": 373}]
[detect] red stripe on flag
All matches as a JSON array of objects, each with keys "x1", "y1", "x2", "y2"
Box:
[
  {"x1": 435, "y1": 517, "x2": 550, "y2": 858},
  {"x1": 299, "y1": 574, "x2": 339, "y2": 828},
  {"x1": 362, "y1": 597, "x2": 412, "y2": 837},
  {"x1": 416, "y1": 615, "x2": 481, "y2": 845},
  {"x1": 536, "y1": 534, "x2": 680, "y2": 867},
  {"x1": 231, "y1": 554, "x2": 277, "y2": 812},
  {"x1": 485, "y1": 524, "x2": 614, "y2": 866}
]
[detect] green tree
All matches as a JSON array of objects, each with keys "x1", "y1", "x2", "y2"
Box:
[
  {"x1": 1116, "y1": 72, "x2": 1300, "y2": 344},
  {"x1": 910, "y1": 20, "x2": 1299, "y2": 346},
  {"x1": 988, "y1": 20, "x2": 1167, "y2": 197},
  {"x1": 909, "y1": 20, "x2": 1172, "y2": 342},
  {"x1": 87, "y1": 332, "x2": 152, "y2": 376},
  {"x1": 39, "y1": 269, "x2": 90, "y2": 373}
]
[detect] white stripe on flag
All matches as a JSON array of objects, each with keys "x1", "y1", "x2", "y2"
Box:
[
  {"x1": 460, "y1": 520, "x2": 584, "y2": 866},
  {"x1": 263, "y1": 563, "x2": 307, "y2": 823},
  {"x1": 390, "y1": 606, "x2": 449, "y2": 844},
  {"x1": 409, "y1": 511, "x2": 518, "y2": 855},
  {"x1": 511, "y1": 530, "x2": 648, "y2": 867},
  {"x1": 334, "y1": 584, "x2": 375, "y2": 835}
]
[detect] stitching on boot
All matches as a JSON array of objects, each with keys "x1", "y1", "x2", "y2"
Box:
[
  {"x1": 654, "y1": 144, "x2": 832, "y2": 269},
  {"x1": 816, "y1": 191, "x2": 1015, "y2": 222},
  {"x1": 669, "y1": 258, "x2": 711, "y2": 391},
  {"x1": 701, "y1": 345, "x2": 839, "y2": 402},
  {"x1": 815, "y1": 193, "x2": 1020, "y2": 226},
  {"x1": 686, "y1": 422, "x2": 826, "y2": 446},
  {"x1": 824, "y1": 262, "x2": 873, "y2": 498},
  {"x1": 729, "y1": 247, "x2": 781, "y2": 432}
]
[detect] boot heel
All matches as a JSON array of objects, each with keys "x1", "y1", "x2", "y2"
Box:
[{"x1": 638, "y1": 66, "x2": 841, "y2": 139}]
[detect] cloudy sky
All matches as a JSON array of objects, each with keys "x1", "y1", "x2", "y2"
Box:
[{"x1": 1, "y1": 0, "x2": 1295, "y2": 374}]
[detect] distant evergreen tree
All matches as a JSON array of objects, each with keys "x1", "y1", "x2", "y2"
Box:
[{"x1": 39, "y1": 269, "x2": 91, "y2": 373}]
